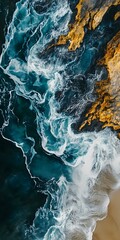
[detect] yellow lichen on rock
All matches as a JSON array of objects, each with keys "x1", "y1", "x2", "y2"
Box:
[
  {"x1": 56, "y1": 0, "x2": 89, "y2": 51},
  {"x1": 79, "y1": 32, "x2": 120, "y2": 137},
  {"x1": 55, "y1": 0, "x2": 120, "y2": 51},
  {"x1": 114, "y1": 11, "x2": 120, "y2": 20},
  {"x1": 90, "y1": 7, "x2": 109, "y2": 30}
]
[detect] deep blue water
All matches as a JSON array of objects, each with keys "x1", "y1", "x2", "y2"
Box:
[{"x1": 0, "y1": 1, "x2": 120, "y2": 239}]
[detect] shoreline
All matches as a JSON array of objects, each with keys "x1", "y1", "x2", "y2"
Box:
[{"x1": 93, "y1": 189, "x2": 120, "y2": 240}]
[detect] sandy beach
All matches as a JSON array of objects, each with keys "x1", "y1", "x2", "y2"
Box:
[{"x1": 93, "y1": 189, "x2": 120, "y2": 240}]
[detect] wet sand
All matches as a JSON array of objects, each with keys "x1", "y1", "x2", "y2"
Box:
[{"x1": 93, "y1": 189, "x2": 120, "y2": 240}]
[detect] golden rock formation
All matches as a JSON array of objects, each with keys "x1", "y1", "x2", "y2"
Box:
[
  {"x1": 55, "y1": 0, "x2": 120, "y2": 51},
  {"x1": 49, "y1": 0, "x2": 120, "y2": 136},
  {"x1": 114, "y1": 11, "x2": 120, "y2": 20},
  {"x1": 79, "y1": 32, "x2": 120, "y2": 137},
  {"x1": 53, "y1": 0, "x2": 89, "y2": 51}
]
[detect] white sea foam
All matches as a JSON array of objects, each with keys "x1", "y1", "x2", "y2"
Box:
[{"x1": 46, "y1": 130, "x2": 120, "y2": 240}]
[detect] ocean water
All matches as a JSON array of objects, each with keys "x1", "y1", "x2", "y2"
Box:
[{"x1": 0, "y1": 1, "x2": 120, "y2": 239}]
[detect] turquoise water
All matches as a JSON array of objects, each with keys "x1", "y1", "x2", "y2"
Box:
[{"x1": 0, "y1": 1, "x2": 120, "y2": 239}]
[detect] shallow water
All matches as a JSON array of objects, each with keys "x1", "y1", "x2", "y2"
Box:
[
  {"x1": 0, "y1": 1, "x2": 120, "y2": 239},
  {"x1": 93, "y1": 189, "x2": 120, "y2": 240}
]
